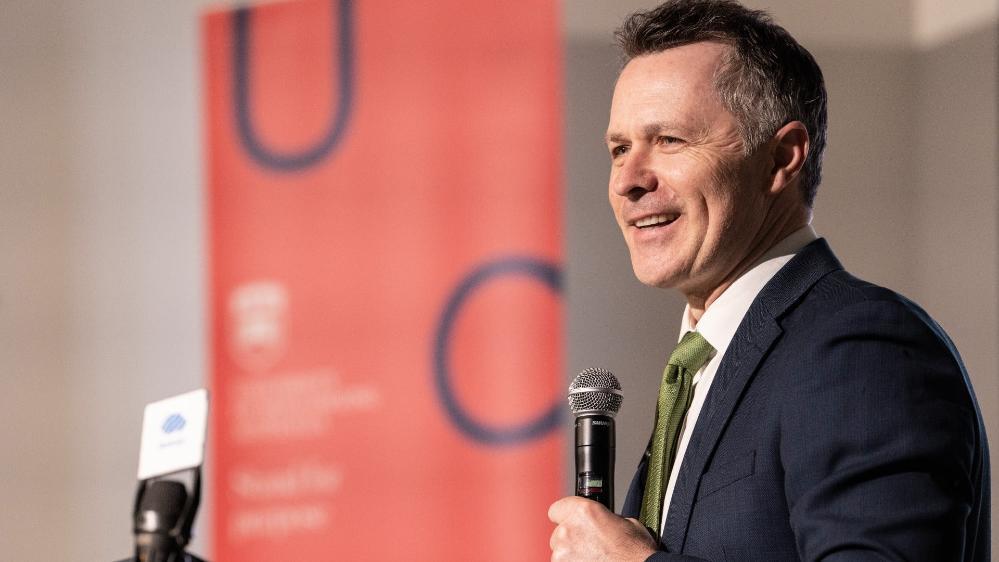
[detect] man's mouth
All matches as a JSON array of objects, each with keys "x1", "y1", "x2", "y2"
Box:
[{"x1": 634, "y1": 213, "x2": 679, "y2": 228}]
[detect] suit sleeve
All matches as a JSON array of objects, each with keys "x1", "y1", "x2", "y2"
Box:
[{"x1": 779, "y1": 299, "x2": 982, "y2": 561}]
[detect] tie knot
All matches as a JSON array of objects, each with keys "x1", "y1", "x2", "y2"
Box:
[{"x1": 668, "y1": 331, "x2": 714, "y2": 374}]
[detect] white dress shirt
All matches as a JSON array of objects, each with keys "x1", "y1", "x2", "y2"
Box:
[{"x1": 659, "y1": 225, "x2": 818, "y2": 535}]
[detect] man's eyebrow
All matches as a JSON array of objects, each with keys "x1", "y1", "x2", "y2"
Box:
[
  {"x1": 605, "y1": 132, "x2": 629, "y2": 145},
  {"x1": 643, "y1": 120, "x2": 691, "y2": 137},
  {"x1": 604, "y1": 121, "x2": 693, "y2": 144}
]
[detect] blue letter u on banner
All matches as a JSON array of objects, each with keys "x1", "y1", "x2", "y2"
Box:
[
  {"x1": 232, "y1": 0, "x2": 354, "y2": 172},
  {"x1": 433, "y1": 256, "x2": 563, "y2": 446}
]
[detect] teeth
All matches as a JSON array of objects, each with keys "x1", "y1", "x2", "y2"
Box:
[{"x1": 635, "y1": 214, "x2": 677, "y2": 228}]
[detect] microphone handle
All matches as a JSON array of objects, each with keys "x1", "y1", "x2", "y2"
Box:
[{"x1": 574, "y1": 414, "x2": 615, "y2": 510}]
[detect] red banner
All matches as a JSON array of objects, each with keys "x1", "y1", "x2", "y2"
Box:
[{"x1": 203, "y1": 0, "x2": 562, "y2": 559}]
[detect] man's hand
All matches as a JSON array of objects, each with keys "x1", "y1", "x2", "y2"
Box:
[{"x1": 548, "y1": 496, "x2": 658, "y2": 562}]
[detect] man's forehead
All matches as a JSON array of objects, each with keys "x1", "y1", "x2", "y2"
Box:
[{"x1": 606, "y1": 44, "x2": 729, "y2": 137}]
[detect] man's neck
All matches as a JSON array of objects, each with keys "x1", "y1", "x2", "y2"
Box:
[{"x1": 686, "y1": 217, "x2": 811, "y2": 326}]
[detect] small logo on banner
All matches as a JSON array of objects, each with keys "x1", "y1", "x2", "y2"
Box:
[
  {"x1": 162, "y1": 413, "x2": 187, "y2": 434},
  {"x1": 228, "y1": 281, "x2": 289, "y2": 374}
]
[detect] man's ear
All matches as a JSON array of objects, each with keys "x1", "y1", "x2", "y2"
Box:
[{"x1": 768, "y1": 121, "x2": 809, "y2": 195}]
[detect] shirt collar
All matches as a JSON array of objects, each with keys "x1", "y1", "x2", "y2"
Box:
[{"x1": 680, "y1": 225, "x2": 819, "y2": 359}]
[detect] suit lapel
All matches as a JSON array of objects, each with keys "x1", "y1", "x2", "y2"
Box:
[{"x1": 660, "y1": 239, "x2": 843, "y2": 552}]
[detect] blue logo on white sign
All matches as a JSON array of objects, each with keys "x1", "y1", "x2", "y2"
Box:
[
  {"x1": 138, "y1": 389, "x2": 208, "y2": 480},
  {"x1": 162, "y1": 414, "x2": 187, "y2": 434}
]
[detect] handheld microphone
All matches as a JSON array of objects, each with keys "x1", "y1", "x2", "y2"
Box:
[{"x1": 568, "y1": 368, "x2": 622, "y2": 510}]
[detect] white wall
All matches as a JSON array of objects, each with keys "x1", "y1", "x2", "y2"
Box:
[{"x1": 0, "y1": 1, "x2": 995, "y2": 560}]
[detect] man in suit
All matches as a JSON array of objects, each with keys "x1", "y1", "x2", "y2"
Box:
[{"x1": 548, "y1": 1, "x2": 990, "y2": 560}]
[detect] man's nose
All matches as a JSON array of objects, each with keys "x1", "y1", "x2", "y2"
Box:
[{"x1": 610, "y1": 149, "x2": 657, "y2": 199}]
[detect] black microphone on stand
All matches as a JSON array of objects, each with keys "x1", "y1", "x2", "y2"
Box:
[
  {"x1": 136, "y1": 469, "x2": 206, "y2": 562},
  {"x1": 568, "y1": 368, "x2": 623, "y2": 510},
  {"x1": 115, "y1": 468, "x2": 208, "y2": 562},
  {"x1": 114, "y1": 388, "x2": 210, "y2": 562}
]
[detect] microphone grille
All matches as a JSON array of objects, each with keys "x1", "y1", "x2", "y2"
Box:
[
  {"x1": 568, "y1": 367, "x2": 622, "y2": 416},
  {"x1": 137, "y1": 480, "x2": 188, "y2": 532}
]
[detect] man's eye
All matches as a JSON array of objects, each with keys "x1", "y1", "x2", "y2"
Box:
[
  {"x1": 657, "y1": 135, "x2": 683, "y2": 145},
  {"x1": 611, "y1": 145, "x2": 629, "y2": 158}
]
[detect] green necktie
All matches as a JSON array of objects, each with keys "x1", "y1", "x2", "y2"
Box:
[{"x1": 639, "y1": 330, "x2": 715, "y2": 538}]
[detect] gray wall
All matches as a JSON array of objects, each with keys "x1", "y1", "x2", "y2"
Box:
[
  {"x1": 1, "y1": 1, "x2": 995, "y2": 559},
  {"x1": 1, "y1": 1, "x2": 208, "y2": 559},
  {"x1": 1, "y1": 4, "x2": 74, "y2": 556}
]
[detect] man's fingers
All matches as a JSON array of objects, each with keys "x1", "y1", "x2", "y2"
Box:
[
  {"x1": 549, "y1": 501, "x2": 657, "y2": 560},
  {"x1": 547, "y1": 497, "x2": 565, "y2": 523},
  {"x1": 548, "y1": 496, "x2": 579, "y2": 523},
  {"x1": 624, "y1": 517, "x2": 653, "y2": 538},
  {"x1": 549, "y1": 495, "x2": 610, "y2": 524},
  {"x1": 549, "y1": 520, "x2": 567, "y2": 549},
  {"x1": 624, "y1": 517, "x2": 645, "y2": 529}
]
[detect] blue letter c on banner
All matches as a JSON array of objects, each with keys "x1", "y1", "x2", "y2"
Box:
[{"x1": 433, "y1": 256, "x2": 563, "y2": 446}]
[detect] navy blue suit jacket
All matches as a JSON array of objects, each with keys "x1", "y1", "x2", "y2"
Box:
[{"x1": 621, "y1": 239, "x2": 989, "y2": 561}]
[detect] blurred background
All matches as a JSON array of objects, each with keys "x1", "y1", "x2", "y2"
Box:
[{"x1": 2, "y1": 0, "x2": 996, "y2": 559}]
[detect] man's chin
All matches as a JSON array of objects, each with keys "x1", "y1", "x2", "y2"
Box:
[{"x1": 630, "y1": 262, "x2": 682, "y2": 289}]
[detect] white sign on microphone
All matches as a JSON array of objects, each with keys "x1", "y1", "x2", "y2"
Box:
[{"x1": 137, "y1": 388, "x2": 209, "y2": 480}]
